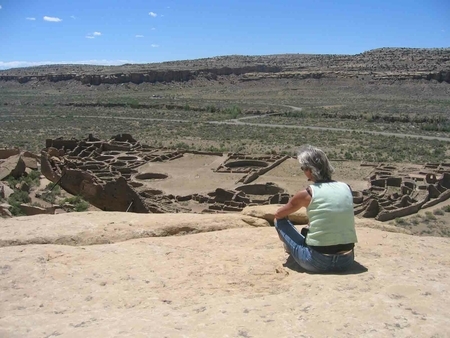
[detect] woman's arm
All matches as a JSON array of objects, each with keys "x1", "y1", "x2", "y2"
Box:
[{"x1": 274, "y1": 189, "x2": 311, "y2": 220}]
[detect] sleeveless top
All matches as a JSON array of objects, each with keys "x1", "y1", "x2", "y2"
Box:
[{"x1": 305, "y1": 181, "x2": 358, "y2": 247}]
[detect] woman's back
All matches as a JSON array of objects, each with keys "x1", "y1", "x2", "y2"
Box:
[{"x1": 306, "y1": 181, "x2": 357, "y2": 247}]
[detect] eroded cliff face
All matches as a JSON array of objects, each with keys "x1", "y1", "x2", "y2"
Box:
[
  {"x1": 1, "y1": 48, "x2": 449, "y2": 85},
  {"x1": 0, "y1": 65, "x2": 282, "y2": 85}
]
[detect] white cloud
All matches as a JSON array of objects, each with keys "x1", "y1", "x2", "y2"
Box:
[
  {"x1": 151, "y1": 27, "x2": 156, "y2": 30},
  {"x1": 70, "y1": 15, "x2": 76, "y2": 19},
  {"x1": 0, "y1": 59, "x2": 136, "y2": 70},
  {"x1": 149, "y1": 12, "x2": 157, "y2": 17},
  {"x1": 43, "y1": 16, "x2": 62, "y2": 22},
  {"x1": 151, "y1": 44, "x2": 159, "y2": 48},
  {"x1": 86, "y1": 32, "x2": 102, "y2": 39},
  {"x1": 0, "y1": 5, "x2": 2, "y2": 9},
  {"x1": 26, "y1": 17, "x2": 36, "y2": 21},
  {"x1": 135, "y1": 35, "x2": 144, "y2": 38}
]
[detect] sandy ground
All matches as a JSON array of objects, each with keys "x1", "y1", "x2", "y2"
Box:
[
  {"x1": 136, "y1": 153, "x2": 244, "y2": 195},
  {"x1": 135, "y1": 155, "x2": 375, "y2": 197}
]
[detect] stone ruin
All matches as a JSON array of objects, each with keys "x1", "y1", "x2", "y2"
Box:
[
  {"x1": 40, "y1": 134, "x2": 291, "y2": 214},
  {"x1": 354, "y1": 163, "x2": 450, "y2": 221},
  {"x1": 2, "y1": 134, "x2": 450, "y2": 220}
]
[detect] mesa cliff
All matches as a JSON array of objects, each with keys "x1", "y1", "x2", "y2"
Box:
[{"x1": 1, "y1": 48, "x2": 449, "y2": 85}]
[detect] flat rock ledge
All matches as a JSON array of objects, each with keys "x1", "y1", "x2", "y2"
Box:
[
  {"x1": 0, "y1": 212, "x2": 269, "y2": 246},
  {"x1": 1, "y1": 211, "x2": 450, "y2": 337}
]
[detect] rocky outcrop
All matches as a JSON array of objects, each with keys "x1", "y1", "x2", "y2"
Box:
[
  {"x1": 1, "y1": 48, "x2": 449, "y2": 85},
  {"x1": 0, "y1": 212, "x2": 269, "y2": 246},
  {"x1": 0, "y1": 65, "x2": 282, "y2": 85},
  {"x1": 1, "y1": 213, "x2": 450, "y2": 337},
  {"x1": 0, "y1": 154, "x2": 26, "y2": 180}
]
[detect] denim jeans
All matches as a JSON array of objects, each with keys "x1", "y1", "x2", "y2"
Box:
[{"x1": 274, "y1": 218, "x2": 355, "y2": 273}]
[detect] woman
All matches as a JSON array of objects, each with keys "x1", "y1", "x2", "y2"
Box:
[{"x1": 274, "y1": 145, "x2": 357, "y2": 273}]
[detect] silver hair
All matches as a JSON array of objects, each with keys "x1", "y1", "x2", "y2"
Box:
[{"x1": 297, "y1": 145, "x2": 334, "y2": 182}]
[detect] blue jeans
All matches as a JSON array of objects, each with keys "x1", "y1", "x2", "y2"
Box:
[{"x1": 274, "y1": 218, "x2": 355, "y2": 273}]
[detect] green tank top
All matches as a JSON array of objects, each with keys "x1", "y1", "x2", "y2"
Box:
[{"x1": 305, "y1": 181, "x2": 357, "y2": 246}]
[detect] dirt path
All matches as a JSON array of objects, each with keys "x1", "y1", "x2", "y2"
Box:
[{"x1": 5, "y1": 106, "x2": 450, "y2": 142}]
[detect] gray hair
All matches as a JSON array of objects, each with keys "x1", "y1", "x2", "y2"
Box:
[{"x1": 297, "y1": 145, "x2": 334, "y2": 182}]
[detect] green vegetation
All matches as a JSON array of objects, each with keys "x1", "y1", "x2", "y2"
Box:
[
  {"x1": 60, "y1": 196, "x2": 89, "y2": 212},
  {"x1": 394, "y1": 217, "x2": 407, "y2": 226},
  {"x1": 7, "y1": 190, "x2": 31, "y2": 216},
  {"x1": 42, "y1": 182, "x2": 62, "y2": 204},
  {"x1": 223, "y1": 105, "x2": 242, "y2": 119},
  {"x1": 433, "y1": 209, "x2": 445, "y2": 216},
  {"x1": 6, "y1": 170, "x2": 40, "y2": 188},
  {"x1": 441, "y1": 205, "x2": 450, "y2": 213},
  {"x1": 424, "y1": 211, "x2": 437, "y2": 221}
]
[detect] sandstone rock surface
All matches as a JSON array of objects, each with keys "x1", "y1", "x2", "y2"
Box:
[
  {"x1": 0, "y1": 155, "x2": 25, "y2": 180},
  {"x1": 1, "y1": 212, "x2": 449, "y2": 337}
]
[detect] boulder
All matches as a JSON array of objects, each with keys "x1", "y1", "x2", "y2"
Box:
[
  {"x1": 19, "y1": 204, "x2": 54, "y2": 216},
  {"x1": 16, "y1": 181, "x2": 30, "y2": 193},
  {"x1": 0, "y1": 182, "x2": 14, "y2": 199},
  {"x1": 214, "y1": 188, "x2": 235, "y2": 203},
  {"x1": 22, "y1": 156, "x2": 38, "y2": 170},
  {"x1": 241, "y1": 204, "x2": 309, "y2": 225},
  {"x1": 47, "y1": 147, "x2": 60, "y2": 157},
  {"x1": 0, "y1": 148, "x2": 20, "y2": 160},
  {"x1": 0, "y1": 155, "x2": 26, "y2": 180},
  {"x1": 0, "y1": 203, "x2": 12, "y2": 217}
]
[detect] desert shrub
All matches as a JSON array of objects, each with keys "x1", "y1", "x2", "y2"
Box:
[
  {"x1": 6, "y1": 170, "x2": 40, "y2": 188},
  {"x1": 7, "y1": 190, "x2": 31, "y2": 216},
  {"x1": 223, "y1": 105, "x2": 241, "y2": 119},
  {"x1": 45, "y1": 182, "x2": 61, "y2": 193},
  {"x1": 424, "y1": 211, "x2": 437, "y2": 221},
  {"x1": 8, "y1": 190, "x2": 31, "y2": 205},
  {"x1": 205, "y1": 105, "x2": 217, "y2": 113},
  {"x1": 60, "y1": 195, "x2": 89, "y2": 212},
  {"x1": 175, "y1": 142, "x2": 190, "y2": 150},
  {"x1": 6, "y1": 176, "x2": 19, "y2": 188},
  {"x1": 433, "y1": 209, "x2": 445, "y2": 216},
  {"x1": 42, "y1": 183, "x2": 61, "y2": 203},
  {"x1": 395, "y1": 217, "x2": 407, "y2": 226},
  {"x1": 26, "y1": 170, "x2": 41, "y2": 184},
  {"x1": 441, "y1": 205, "x2": 450, "y2": 213},
  {"x1": 410, "y1": 216, "x2": 421, "y2": 226}
]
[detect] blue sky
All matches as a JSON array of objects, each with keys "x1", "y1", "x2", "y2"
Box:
[{"x1": 0, "y1": 0, "x2": 449, "y2": 69}]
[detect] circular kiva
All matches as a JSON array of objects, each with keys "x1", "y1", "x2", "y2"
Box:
[
  {"x1": 135, "y1": 173, "x2": 168, "y2": 180},
  {"x1": 110, "y1": 161, "x2": 127, "y2": 167},
  {"x1": 95, "y1": 155, "x2": 116, "y2": 161},
  {"x1": 117, "y1": 156, "x2": 140, "y2": 161},
  {"x1": 224, "y1": 160, "x2": 268, "y2": 168},
  {"x1": 139, "y1": 189, "x2": 164, "y2": 197},
  {"x1": 129, "y1": 181, "x2": 144, "y2": 187},
  {"x1": 235, "y1": 184, "x2": 284, "y2": 195}
]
